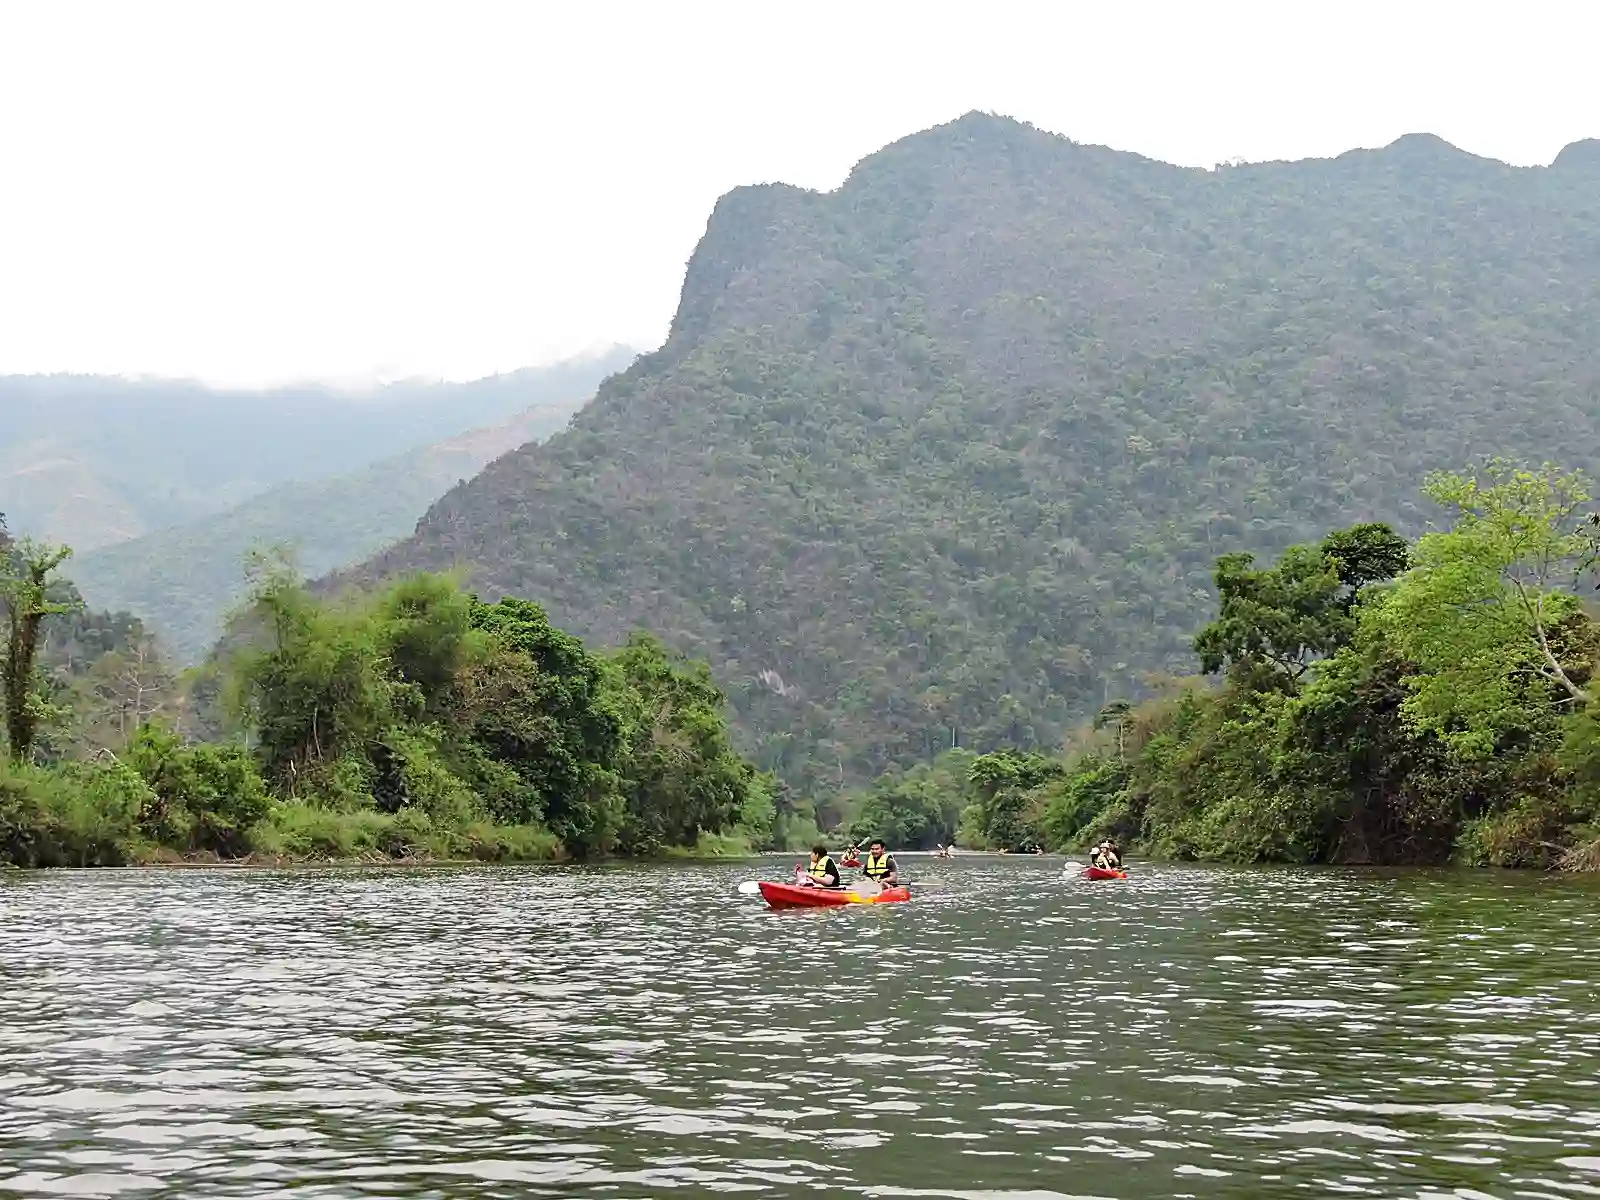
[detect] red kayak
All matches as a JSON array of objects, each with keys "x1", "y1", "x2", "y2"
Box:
[
  {"x1": 1084, "y1": 866, "x2": 1128, "y2": 880},
  {"x1": 757, "y1": 881, "x2": 911, "y2": 909},
  {"x1": 840, "y1": 857, "x2": 863, "y2": 868}
]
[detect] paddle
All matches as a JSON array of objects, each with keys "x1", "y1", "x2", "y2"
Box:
[{"x1": 737, "y1": 880, "x2": 762, "y2": 895}]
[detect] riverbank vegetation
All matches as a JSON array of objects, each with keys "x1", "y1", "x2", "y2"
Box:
[
  {"x1": 1, "y1": 515, "x2": 791, "y2": 866},
  {"x1": 845, "y1": 463, "x2": 1600, "y2": 870}
]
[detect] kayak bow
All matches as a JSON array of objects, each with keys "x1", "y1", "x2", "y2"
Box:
[{"x1": 757, "y1": 881, "x2": 911, "y2": 909}]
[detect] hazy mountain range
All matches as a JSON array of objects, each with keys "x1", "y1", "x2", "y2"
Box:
[{"x1": 4, "y1": 348, "x2": 635, "y2": 656}]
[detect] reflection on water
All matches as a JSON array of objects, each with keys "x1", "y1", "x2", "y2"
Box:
[{"x1": 2, "y1": 857, "x2": 1599, "y2": 1198}]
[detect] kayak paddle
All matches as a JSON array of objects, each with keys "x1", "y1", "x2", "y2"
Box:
[{"x1": 737, "y1": 880, "x2": 761, "y2": 895}]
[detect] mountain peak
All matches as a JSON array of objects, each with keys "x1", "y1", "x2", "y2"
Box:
[
  {"x1": 362, "y1": 121, "x2": 1600, "y2": 797},
  {"x1": 1552, "y1": 138, "x2": 1600, "y2": 174}
]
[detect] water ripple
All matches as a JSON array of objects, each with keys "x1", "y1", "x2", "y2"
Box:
[{"x1": 2, "y1": 859, "x2": 1599, "y2": 1197}]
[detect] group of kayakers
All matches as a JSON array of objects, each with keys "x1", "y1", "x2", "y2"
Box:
[
  {"x1": 797, "y1": 839, "x2": 900, "y2": 890},
  {"x1": 789, "y1": 835, "x2": 1122, "y2": 892},
  {"x1": 1090, "y1": 839, "x2": 1122, "y2": 870}
]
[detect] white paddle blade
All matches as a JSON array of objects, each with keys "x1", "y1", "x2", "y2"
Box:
[{"x1": 737, "y1": 880, "x2": 762, "y2": 895}]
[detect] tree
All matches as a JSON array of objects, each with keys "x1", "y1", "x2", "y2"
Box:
[
  {"x1": 846, "y1": 750, "x2": 972, "y2": 849},
  {"x1": 968, "y1": 750, "x2": 1062, "y2": 850},
  {"x1": 1, "y1": 533, "x2": 79, "y2": 763},
  {"x1": 80, "y1": 634, "x2": 177, "y2": 745},
  {"x1": 230, "y1": 564, "x2": 397, "y2": 788},
  {"x1": 608, "y1": 632, "x2": 754, "y2": 854},
  {"x1": 1377, "y1": 463, "x2": 1600, "y2": 755},
  {"x1": 463, "y1": 596, "x2": 625, "y2": 855},
  {"x1": 1093, "y1": 699, "x2": 1134, "y2": 761},
  {"x1": 1320, "y1": 523, "x2": 1412, "y2": 599},
  {"x1": 1194, "y1": 524, "x2": 1409, "y2": 686}
]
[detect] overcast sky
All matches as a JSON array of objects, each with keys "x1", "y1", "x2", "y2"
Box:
[{"x1": 2, "y1": 1, "x2": 1596, "y2": 388}]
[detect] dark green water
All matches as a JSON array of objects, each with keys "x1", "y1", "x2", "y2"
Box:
[{"x1": 3, "y1": 857, "x2": 1599, "y2": 1198}]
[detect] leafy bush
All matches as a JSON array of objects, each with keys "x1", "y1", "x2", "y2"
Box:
[
  {"x1": 125, "y1": 724, "x2": 270, "y2": 856},
  {"x1": 0, "y1": 758, "x2": 146, "y2": 867}
]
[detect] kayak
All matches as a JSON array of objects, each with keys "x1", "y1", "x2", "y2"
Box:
[
  {"x1": 1083, "y1": 866, "x2": 1127, "y2": 881},
  {"x1": 840, "y1": 857, "x2": 863, "y2": 867},
  {"x1": 757, "y1": 881, "x2": 911, "y2": 909}
]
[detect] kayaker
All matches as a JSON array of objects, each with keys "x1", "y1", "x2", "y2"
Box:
[
  {"x1": 1091, "y1": 839, "x2": 1122, "y2": 871},
  {"x1": 805, "y1": 844, "x2": 842, "y2": 888},
  {"x1": 861, "y1": 838, "x2": 899, "y2": 889}
]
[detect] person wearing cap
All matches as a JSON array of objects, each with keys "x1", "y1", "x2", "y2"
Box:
[
  {"x1": 861, "y1": 838, "x2": 900, "y2": 890},
  {"x1": 1090, "y1": 839, "x2": 1122, "y2": 871}
]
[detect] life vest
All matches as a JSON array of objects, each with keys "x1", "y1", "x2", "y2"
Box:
[
  {"x1": 807, "y1": 855, "x2": 837, "y2": 883},
  {"x1": 864, "y1": 851, "x2": 892, "y2": 880}
]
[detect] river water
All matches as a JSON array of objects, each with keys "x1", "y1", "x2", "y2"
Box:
[{"x1": 2, "y1": 857, "x2": 1599, "y2": 1199}]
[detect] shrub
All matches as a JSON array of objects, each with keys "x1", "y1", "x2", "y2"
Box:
[{"x1": 0, "y1": 758, "x2": 147, "y2": 867}]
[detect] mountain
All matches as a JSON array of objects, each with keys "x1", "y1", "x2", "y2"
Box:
[
  {"x1": 0, "y1": 348, "x2": 635, "y2": 552},
  {"x1": 67, "y1": 398, "x2": 605, "y2": 661},
  {"x1": 360, "y1": 113, "x2": 1600, "y2": 796}
]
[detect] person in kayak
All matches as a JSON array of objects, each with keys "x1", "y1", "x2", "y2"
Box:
[
  {"x1": 861, "y1": 838, "x2": 900, "y2": 889},
  {"x1": 1091, "y1": 839, "x2": 1122, "y2": 871},
  {"x1": 805, "y1": 844, "x2": 842, "y2": 888}
]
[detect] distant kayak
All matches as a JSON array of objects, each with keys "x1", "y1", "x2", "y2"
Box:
[
  {"x1": 757, "y1": 882, "x2": 911, "y2": 909},
  {"x1": 840, "y1": 857, "x2": 863, "y2": 868},
  {"x1": 1083, "y1": 866, "x2": 1128, "y2": 881}
]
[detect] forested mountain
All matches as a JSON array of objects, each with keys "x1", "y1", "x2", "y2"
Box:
[
  {"x1": 0, "y1": 348, "x2": 634, "y2": 551},
  {"x1": 69, "y1": 399, "x2": 598, "y2": 661},
  {"x1": 362, "y1": 113, "x2": 1600, "y2": 797}
]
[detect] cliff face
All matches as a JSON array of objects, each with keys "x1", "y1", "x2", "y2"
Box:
[{"x1": 364, "y1": 113, "x2": 1600, "y2": 794}]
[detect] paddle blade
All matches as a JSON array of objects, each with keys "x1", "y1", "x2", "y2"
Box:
[{"x1": 737, "y1": 880, "x2": 761, "y2": 895}]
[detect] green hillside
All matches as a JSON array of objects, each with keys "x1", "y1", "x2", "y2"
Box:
[
  {"x1": 361, "y1": 113, "x2": 1600, "y2": 797},
  {"x1": 0, "y1": 349, "x2": 634, "y2": 551},
  {"x1": 69, "y1": 398, "x2": 602, "y2": 661}
]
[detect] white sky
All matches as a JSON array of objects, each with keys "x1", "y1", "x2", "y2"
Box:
[{"x1": 2, "y1": 0, "x2": 1596, "y2": 388}]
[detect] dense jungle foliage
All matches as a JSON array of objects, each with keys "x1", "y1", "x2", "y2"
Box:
[
  {"x1": 364, "y1": 113, "x2": 1600, "y2": 796},
  {"x1": 0, "y1": 514, "x2": 791, "y2": 866},
  {"x1": 843, "y1": 463, "x2": 1600, "y2": 869}
]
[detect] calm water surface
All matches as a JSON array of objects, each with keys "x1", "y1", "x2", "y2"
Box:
[{"x1": 2, "y1": 857, "x2": 1599, "y2": 1198}]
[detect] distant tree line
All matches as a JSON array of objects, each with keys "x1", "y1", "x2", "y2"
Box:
[
  {"x1": 1, "y1": 517, "x2": 806, "y2": 866},
  {"x1": 834, "y1": 463, "x2": 1600, "y2": 870}
]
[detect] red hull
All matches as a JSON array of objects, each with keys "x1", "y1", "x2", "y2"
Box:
[
  {"x1": 1084, "y1": 866, "x2": 1127, "y2": 880},
  {"x1": 840, "y1": 858, "x2": 863, "y2": 867},
  {"x1": 757, "y1": 881, "x2": 911, "y2": 909}
]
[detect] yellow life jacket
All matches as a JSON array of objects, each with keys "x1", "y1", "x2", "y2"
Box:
[
  {"x1": 864, "y1": 851, "x2": 892, "y2": 880},
  {"x1": 808, "y1": 855, "x2": 837, "y2": 883}
]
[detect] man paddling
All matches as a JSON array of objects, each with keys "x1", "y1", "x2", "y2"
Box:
[{"x1": 861, "y1": 838, "x2": 899, "y2": 890}]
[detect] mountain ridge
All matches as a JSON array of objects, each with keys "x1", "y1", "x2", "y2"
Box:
[
  {"x1": 63, "y1": 353, "x2": 634, "y2": 659},
  {"x1": 0, "y1": 348, "x2": 636, "y2": 551},
  {"x1": 358, "y1": 113, "x2": 1600, "y2": 796}
]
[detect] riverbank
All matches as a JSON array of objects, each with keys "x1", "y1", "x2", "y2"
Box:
[{"x1": 2, "y1": 567, "x2": 795, "y2": 869}]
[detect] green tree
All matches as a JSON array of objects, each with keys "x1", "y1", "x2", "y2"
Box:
[
  {"x1": 968, "y1": 750, "x2": 1062, "y2": 850},
  {"x1": 2, "y1": 528, "x2": 79, "y2": 763},
  {"x1": 230, "y1": 563, "x2": 397, "y2": 791},
  {"x1": 125, "y1": 723, "x2": 271, "y2": 856},
  {"x1": 1093, "y1": 699, "x2": 1134, "y2": 761},
  {"x1": 1194, "y1": 524, "x2": 1408, "y2": 686},
  {"x1": 609, "y1": 632, "x2": 754, "y2": 854},
  {"x1": 1377, "y1": 463, "x2": 1600, "y2": 756},
  {"x1": 847, "y1": 749, "x2": 973, "y2": 849},
  {"x1": 464, "y1": 596, "x2": 625, "y2": 856}
]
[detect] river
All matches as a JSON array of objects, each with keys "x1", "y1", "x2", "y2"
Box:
[{"x1": 2, "y1": 856, "x2": 1598, "y2": 1198}]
